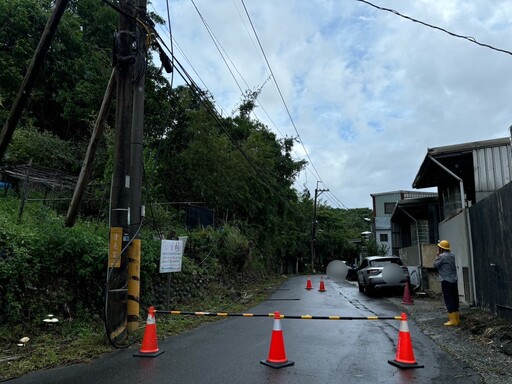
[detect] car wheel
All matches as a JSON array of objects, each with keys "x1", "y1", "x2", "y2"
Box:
[
  {"x1": 364, "y1": 283, "x2": 374, "y2": 296},
  {"x1": 358, "y1": 282, "x2": 364, "y2": 292}
]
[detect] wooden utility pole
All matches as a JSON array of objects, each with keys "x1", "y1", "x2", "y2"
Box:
[
  {"x1": 107, "y1": 0, "x2": 136, "y2": 343},
  {"x1": 0, "y1": 0, "x2": 70, "y2": 161},
  {"x1": 65, "y1": 69, "x2": 116, "y2": 227}
]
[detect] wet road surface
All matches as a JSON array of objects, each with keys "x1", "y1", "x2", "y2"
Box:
[{"x1": 6, "y1": 275, "x2": 481, "y2": 383}]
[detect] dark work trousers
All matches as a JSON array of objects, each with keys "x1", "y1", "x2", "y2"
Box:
[{"x1": 442, "y1": 280, "x2": 459, "y2": 312}]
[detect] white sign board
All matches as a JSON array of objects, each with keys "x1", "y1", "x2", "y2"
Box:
[{"x1": 159, "y1": 240, "x2": 183, "y2": 273}]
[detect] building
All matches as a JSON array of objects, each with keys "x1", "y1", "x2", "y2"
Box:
[
  {"x1": 370, "y1": 190, "x2": 437, "y2": 256},
  {"x1": 390, "y1": 196, "x2": 440, "y2": 290},
  {"x1": 411, "y1": 137, "x2": 512, "y2": 304}
]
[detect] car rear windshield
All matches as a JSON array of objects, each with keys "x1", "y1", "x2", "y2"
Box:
[{"x1": 369, "y1": 259, "x2": 402, "y2": 267}]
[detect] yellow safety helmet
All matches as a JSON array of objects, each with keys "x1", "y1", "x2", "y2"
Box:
[{"x1": 437, "y1": 240, "x2": 450, "y2": 250}]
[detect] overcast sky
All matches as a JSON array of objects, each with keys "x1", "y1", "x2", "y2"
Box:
[{"x1": 150, "y1": 0, "x2": 512, "y2": 209}]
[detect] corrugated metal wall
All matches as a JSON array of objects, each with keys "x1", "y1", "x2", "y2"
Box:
[
  {"x1": 469, "y1": 181, "x2": 512, "y2": 321},
  {"x1": 473, "y1": 145, "x2": 512, "y2": 201}
]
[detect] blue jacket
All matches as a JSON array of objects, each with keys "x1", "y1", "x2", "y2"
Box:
[{"x1": 433, "y1": 251, "x2": 458, "y2": 283}]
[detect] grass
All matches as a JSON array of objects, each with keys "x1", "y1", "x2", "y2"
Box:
[{"x1": 0, "y1": 275, "x2": 287, "y2": 381}]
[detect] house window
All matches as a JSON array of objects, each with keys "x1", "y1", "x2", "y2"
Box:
[
  {"x1": 380, "y1": 233, "x2": 389, "y2": 242},
  {"x1": 384, "y1": 202, "x2": 395, "y2": 214}
]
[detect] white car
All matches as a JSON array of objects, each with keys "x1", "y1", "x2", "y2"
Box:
[{"x1": 357, "y1": 256, "x2": 410, "y2": 296}]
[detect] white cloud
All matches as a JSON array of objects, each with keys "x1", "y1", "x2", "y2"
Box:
[{"x1": 152, "y1": 0, "x2": 512, "y2": 208}]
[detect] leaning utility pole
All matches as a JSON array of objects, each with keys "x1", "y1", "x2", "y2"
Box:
[
  {"x1": 310, "y1": 181, "x2": 328, "y2": 272},
  {"x1": 107, "y1": 0, "x2": 136, "y2": 343},
  {"x1": 65, "y1": 69, "x2": 116, "y2": 227},
  {"x1": 0, "y1": 0, "x2": 70, "y2": 161}
]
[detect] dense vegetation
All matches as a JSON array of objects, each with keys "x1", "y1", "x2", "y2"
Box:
[{"x1": 0, "y1": 0, "x2": 375, "y2": 332}]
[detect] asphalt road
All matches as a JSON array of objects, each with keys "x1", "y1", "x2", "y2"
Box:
[{"x1": 7, "y1": 276, "x2": 481, "y2": 383}]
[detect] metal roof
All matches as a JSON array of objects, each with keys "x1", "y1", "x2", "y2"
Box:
[
  {"x1": 390, "y1": 196, "x2": 439, "y2": 222},
  {"x1": 412, "y1": 137, "x2": 510, "y2": 189}
]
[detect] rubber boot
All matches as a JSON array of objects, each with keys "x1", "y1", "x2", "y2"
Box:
[
  {"x1": 453, "y1": 311, "x2": 461, "y2": 325},
  {"x1": 444, "y1": 312, "x2": 459, "y2": 326}
]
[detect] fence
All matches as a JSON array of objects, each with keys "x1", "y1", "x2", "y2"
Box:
[{"x1": 469, "y1": 181, "x2": 512, "y2": 321}]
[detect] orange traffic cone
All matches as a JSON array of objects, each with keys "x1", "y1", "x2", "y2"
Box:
[
  {"x1": 134, "y1": 306, "x2": 164, "y2": 357},
  {"x1": 260, "y1": 311, "x2": 294, "y2": 369},
  {"x1": 402, "y1": 279, "x2": 414, "y2": 305},
  {"x1": 318, "y1": 276, "x2": 327, "y2": 292},
  {"x1": 388, "y1": 313, "x2": 424, "y2": 369},
  {"x1": 305, "y1": 275, "x2": 313, "y2": 290}
]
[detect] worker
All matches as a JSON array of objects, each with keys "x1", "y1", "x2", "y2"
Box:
[{"x1": 434, "y1": 240, "x2": 460, "y2": 326}]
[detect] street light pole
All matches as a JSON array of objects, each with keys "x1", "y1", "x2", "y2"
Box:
[{"x1": 311, "y1": 181, "x2": 328, "y2": 272}]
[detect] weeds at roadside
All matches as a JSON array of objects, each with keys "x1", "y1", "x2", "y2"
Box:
[{"x1": 0, "y1": 275, "x2": 287, "y2": 381}]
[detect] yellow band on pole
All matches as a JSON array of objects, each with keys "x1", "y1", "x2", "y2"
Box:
[{"x1": 127, "y1": 239, "x2": 141, "y2": 333}]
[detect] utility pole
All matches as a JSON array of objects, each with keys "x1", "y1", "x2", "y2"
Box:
[
  {"x1": 310, "y1": 181, "x2": 328, "y2": 272},
  {"x1": 0, "y1": 0, "x2": 70, "y2": 160},
  {"x1": 107, "y1": 0, "x2": 136, "y2": 343},
  {"x1": 65, "y1": 69, "x2": 116, "y2": 227},
  {"x1": 127, "y1": 0, "x2": 148, "y2": 334}
]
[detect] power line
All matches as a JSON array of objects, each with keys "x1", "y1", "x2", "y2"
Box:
[
  {"x1": 164, "y1": 0, "x2": 175, "y2": 88},
  {"x1": 148, "y1": 3, "x2": 226, "y2": 115},
  {"x1": 356, "y1": 0, "x2": 512, "y2": 57},
  {"x1": 190, "y1": 0, "x2": 245, "y2": 95}
]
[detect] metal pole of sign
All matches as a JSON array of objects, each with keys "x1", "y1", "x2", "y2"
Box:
[{"x1": 166, "y1": 273, "x2": 171, "y2": 310}]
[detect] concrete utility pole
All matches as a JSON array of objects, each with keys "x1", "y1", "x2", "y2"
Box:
[
  {"x1": 127, "y1": 0, "x2": 148, "y2": 333},
  {"x1": 310, "y1": 181, "x2": 328, "y2": 272},
  {"x1": 107, "y1": 0, "x2": 136, "y2": 343},
  {"x1": 0, "y1": 0, "x2": 70, "y2": 161}
]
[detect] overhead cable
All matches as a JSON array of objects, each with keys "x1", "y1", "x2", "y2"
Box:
[
  {"x1": 240, "y1": 0, "x2": 324, "y2": 182},
  {"x1": 357, "y1": 0, "x2": 512, "y2": 57}
]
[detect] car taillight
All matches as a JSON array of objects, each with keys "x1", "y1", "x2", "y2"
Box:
[{"x1": 368, "y1": 268, "x2": 380, "y2": 276}]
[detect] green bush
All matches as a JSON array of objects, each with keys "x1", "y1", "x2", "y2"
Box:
[
  {"x1": 0, "y1": 197, "x2": 107, "y2": 324},
  {"x1": 0, "y1": 195, "x2": 279, "y2": 326}
]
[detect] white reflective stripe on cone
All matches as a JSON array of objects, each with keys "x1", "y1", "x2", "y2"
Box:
[{"x1": 399, "y1": 319, "x2": 409, "y2": 332}]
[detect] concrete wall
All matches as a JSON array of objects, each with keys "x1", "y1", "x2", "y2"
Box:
[
  {"x1": 399, "y1": 243, "x2": 437, "y2": 267},
  {"x1": 399, "y1": 243, "x2": 441, "y2": 294}
]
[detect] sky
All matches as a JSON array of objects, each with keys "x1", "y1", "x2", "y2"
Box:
[{"x1": 150, "y1": 0, "x2": 512, "y2": 209}]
